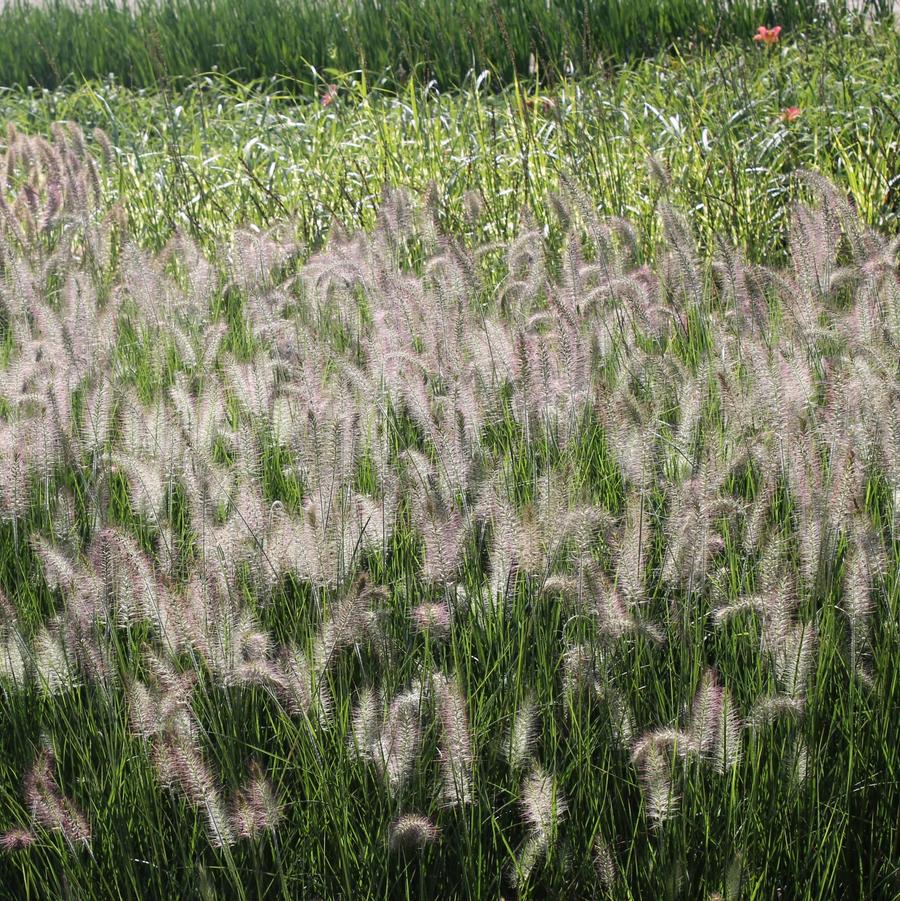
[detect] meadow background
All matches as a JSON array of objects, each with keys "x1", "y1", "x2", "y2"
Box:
[{"x1": 0, "y1": 2, "x2": 898, "y2": 899}]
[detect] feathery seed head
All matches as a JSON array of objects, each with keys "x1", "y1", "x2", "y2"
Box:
[
  {"x1": 410, "y1": 601, "x2": 452, "y2": 639},
  {"x1": 389, "y1": 813, "x2": 439, "y2": 851},
  {"x1": 520, "y1": 766, "x2": 566, "y2": 840},
  {"x1": 0, "y1": 829, "x2": 36, "y2": 852}
]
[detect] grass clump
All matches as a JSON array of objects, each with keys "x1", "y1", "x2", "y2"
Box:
[{"x1": 0, "y1": 113, "x2": 897, "y2": 899}]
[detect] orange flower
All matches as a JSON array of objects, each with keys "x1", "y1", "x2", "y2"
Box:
[
  {"x1": 321, "y1": 84, "x2": 338, "y2": 107},
  {"x1": 753, "y1": 25, "x2": 782, "y2": 45},
  {"x1": 780, "y1": 106, "x2": 801, "y2": 122}
]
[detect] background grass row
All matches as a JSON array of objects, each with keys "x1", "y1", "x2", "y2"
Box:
[
  {"x1": 0, "y1": 0, "x2": 887, "y2": 91},
  {"x1": 2, "y1": 22, "x2": 897, "y2": 258}
]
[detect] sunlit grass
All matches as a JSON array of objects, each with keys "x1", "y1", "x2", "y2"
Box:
[
  {"x1": 1, "y1": 21, "x2": 896, "y2": 256},
  {"x1": 0, "y1": 12, "x2": 898, "y2": 901}
]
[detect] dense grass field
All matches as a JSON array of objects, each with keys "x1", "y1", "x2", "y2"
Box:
[
  {"x1": 1, "y1": 4, "x2": 899, "y2": 900},
  {"x1": 2, "y1": 22, "x2": 897, "y2": 255},
  {"x1": 0, "y1": 0, "x2": 884, "y2": 90}
]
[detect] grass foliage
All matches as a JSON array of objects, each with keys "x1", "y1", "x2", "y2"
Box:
[
  {"x1": 0, "y1": 104, "x2": 898, "y2": 899},
  {"x1": 1, "y1": 23, "x2": 897, "y2": 255},
  {"x1": 0, "y1": 0, "x2": 867, "y2": 91},
  {"x1": 1, "y1": 9, "x2": 899, "y2": 901}
]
